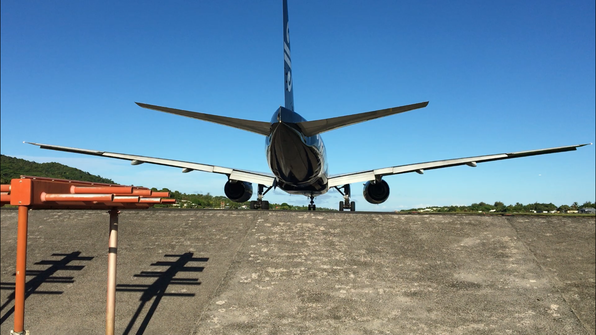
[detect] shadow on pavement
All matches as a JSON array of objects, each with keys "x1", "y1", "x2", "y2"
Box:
[
  {"x1": 0, "y1": 251, "x2": 93, "y2": 324},
  {"x1": 117, "y1": 252, "x2": 208, "y2": 335}
]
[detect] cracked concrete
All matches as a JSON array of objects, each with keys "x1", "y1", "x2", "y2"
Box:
[{"x1": 1, "y1": 209, "x2": 594, "y2": 334}]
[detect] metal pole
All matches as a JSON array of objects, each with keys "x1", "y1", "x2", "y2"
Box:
[
  {"x1": 13, "y1": 205, "x2": 29, "y2": 334},
  {"x1": 106, "y1": 208, "x2": 119, "y2": 335}
]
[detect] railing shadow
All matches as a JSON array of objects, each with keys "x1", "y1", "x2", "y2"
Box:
[
  {"x1": 0, "y1": 251, "x2": 93, "y2": 324},
  {"x1": 117, "y1": 252, "x2": 207, "y2": 335}
]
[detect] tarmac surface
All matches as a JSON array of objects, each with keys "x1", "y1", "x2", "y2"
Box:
[{"x1": 1, "y1": 209, "x2": 594, "y2": 335}]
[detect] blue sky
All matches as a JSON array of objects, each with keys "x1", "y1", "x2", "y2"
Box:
[{"x1": 2, "y1": 0, "x2": 594, "y2": 211}]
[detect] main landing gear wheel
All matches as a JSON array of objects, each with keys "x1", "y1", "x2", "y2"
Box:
[
  {"x1": 250, "y1": 184, "x2": 272, "y2": 210},
  {"x1": 336, "y1": 184, "x2": 355, "y2": 211},
  {"x1": 307, "y1": 195, "x2": 316, "y2": 211},
  {"x1": 250, "y1": 200, "x2": 269, "y2": 210},
  {"x1": 338, "y1": 201, "x2": 355, "y2": 212}
]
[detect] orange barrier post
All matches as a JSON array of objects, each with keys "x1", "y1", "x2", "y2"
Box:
[
  {"x1": 0, "y1": 192, "x2": 10, "y2": 204},
  {"x1": 41, "y1": 193, "x2": 114, "y2": 202},
  {"x1": 131, "y1": 188, "x2": 152, "y2": 196},
  {"x1": 13, "y1": 205, "x2": 29, "y2": 334},
  {"x1": 1, "y1": 183, "x2": 12, "y2": 206},
  {"x1": 106, "y1": 208, "x2": 119, "y2": 335},
  {"x1": 70, "y1": 186, "x2": 133, "y2": 194},
  {"x1": 6, "y1": 176, "x2": 175, "y2": 334}
]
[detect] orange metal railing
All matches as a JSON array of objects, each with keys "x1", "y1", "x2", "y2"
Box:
[{"x1": 1, "y1": 176, "x2": 176, "y2": 335}]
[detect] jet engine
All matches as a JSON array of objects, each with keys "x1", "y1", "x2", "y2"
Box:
[
  {"x1": 224, "y1": 180, "x2": 253, "y2": 202},
  {"x1": 363, "y1": 180, "x2": 390, "y2": 204}
]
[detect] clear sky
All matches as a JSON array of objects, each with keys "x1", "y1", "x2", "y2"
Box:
[{"x1": 2, "y1": 0, "x2": 594, "y2": 211}]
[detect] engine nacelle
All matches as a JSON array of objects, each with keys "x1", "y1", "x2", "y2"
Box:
[
  {"x1": 363, "y1": 180, "x2": 390, "y2": 204},
  {"x1": 224, "y1": 180, "x2": 253, "y2": 202}
]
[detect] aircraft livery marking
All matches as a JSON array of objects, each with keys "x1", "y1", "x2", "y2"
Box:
[
  {"x1": 284, "y1": 21, "x2": 292, "y2": 92},
  {"x1": 286, "y1": 71, "x2": 292, "y2": 92},
  {"x1": 284, "y1": 42, "x2": 291, "y2": 59},
  {"x1": 286, "y1": 21, "x2": 290, "y2": 44}
]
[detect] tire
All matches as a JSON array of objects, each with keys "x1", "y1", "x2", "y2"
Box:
[
  {"x1": 262, "y1": 201, "x2": 270, "y2": 210},
  {"x1": 250, "y1": 201, "x2": 258, "y2": 209},
  {"x1": 339, "y1": 201, "x2": 344, "y2": 211},
  {"x1": 350, "y1": 201, "x2": 356, "y2": 212}
]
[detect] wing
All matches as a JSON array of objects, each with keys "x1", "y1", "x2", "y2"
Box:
[
  {"x1": 328, "y1": 143, "x2": 591, "y2": 187},
  {"x1": 26, "y1": 142, "x2": 275, "y2": 186}
]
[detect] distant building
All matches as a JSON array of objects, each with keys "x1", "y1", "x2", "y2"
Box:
[
  {"x1": 566, "y1": 209, "x2": 579, "y2": 214},
  {"x1": 579, "y1": 207, "x2": 595, "y2": 214}
]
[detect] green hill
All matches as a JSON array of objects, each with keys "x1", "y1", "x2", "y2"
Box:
[{"x1": 1, "y1": 154, "x2": 115, "y2": 184}]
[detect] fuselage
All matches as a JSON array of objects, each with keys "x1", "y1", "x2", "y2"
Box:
[{"x1": 266, "y1": 106, "x2": 328, "y2": 195}]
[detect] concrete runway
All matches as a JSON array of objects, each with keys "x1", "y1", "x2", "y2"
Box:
[{"x1": 1, "y1": 209, "x2": 594, "y2": 334}]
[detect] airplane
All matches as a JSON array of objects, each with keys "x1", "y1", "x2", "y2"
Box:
[{"x1": 28, "y1": 0, "x2": 590, "y2": 211}]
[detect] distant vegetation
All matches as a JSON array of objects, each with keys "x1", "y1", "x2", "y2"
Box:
[
  {"x1": 1, "y1": 154, "x2": 114, "y2": 184},
  {"x1": 400, "y1": 201, "x2": 595, "y2": 214}
]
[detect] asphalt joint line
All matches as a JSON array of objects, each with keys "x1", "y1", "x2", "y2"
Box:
[
  {"x1": 191, "y1": 211, "x2": 261, "y2": 332},
  {"x1": 504, "y1": 217, "x2": 589, "y2": 333}
]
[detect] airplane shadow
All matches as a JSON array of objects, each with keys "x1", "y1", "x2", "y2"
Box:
[
  {"x1": 116, "y1": 252, "x2": 208, "y2": 335},
  {"x1": 0, "y1": 251, "x2": 93, "y2": 324}
]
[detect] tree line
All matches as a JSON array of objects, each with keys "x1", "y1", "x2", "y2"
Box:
[
  {"x1": 1, "y1": 154, "x2": 114, "y2": 184},
  {"x1": 404, "y1": 201, "x2": 595, "y2": 214}
]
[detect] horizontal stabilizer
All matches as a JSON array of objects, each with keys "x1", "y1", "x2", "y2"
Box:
[
  {"x1": 136, "y1": 102, "x2": 271, "y2": 136},
  {"x1": 298, "y1": 101, "x2": 429, "y2": 136}
]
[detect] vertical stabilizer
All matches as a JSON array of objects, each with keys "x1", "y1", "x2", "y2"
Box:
[{"x1": 283, "y1": 0, "x2": 294, "y2": 111}]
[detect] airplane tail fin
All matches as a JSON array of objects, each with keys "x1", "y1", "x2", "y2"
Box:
[
  {"x1": 283, "y1": 0, "x2": 294, "y2": 111},
  {"x1": 297, "y1": 101, "x2": 429, "y2": 137}
]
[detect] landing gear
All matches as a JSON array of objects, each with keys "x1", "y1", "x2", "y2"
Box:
[
  {"x1": 250, "y1": 184, "x2": 272, "y2": 210},
  {"x1": 250, "y1": 200, "x2": 269, "y2": 210},
  {"x1": 339, "y1": 201, "x2": 355, "y2": 212},
  {"x1": 335, "y1": 184, "x2": 355, "y2": 211},
  {"x1": 307, "y1": 195, "x2": 316, "y2": 211}
]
